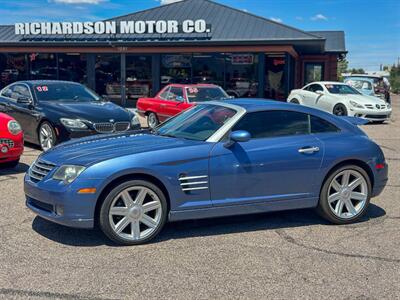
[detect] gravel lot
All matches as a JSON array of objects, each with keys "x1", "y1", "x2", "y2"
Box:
[{"x1": 0, "y1": 96, "x2": 399, "y2": 300}]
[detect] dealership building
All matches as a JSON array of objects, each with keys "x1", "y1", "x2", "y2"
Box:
[{"x1": 0, "y1": 0, "x2": 346, "y2": 107}]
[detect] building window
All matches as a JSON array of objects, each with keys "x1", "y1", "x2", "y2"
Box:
[
  {"x1": 0, "y1": 53, "x2": 28, "y2": 89},
  {"x1": 30, "y1": 53, "x2": 57, "y2": 80},
  {"x1": 192, "y1": 53, "x2": 224, "y2": 86},
  {"x1": 126, "y1": 55, "x2": 152, "y2": 107},
  {"x1": 224, "y1": 53, "x2": 258, "y2": 98},
  {"x1": 304, "y1": 62, "x2": 324, "y2": 85},
  {"x1": 95, "y1": 54, "x2": 121, "y2": 105},
  {"x1": 161, "y1": 54, "x2": 192, "y2": 86},
  {"x1": 265, "y1": 54, "x2": 286, "y2": 100},
  {"x1": 58, "y1": 53, "x2": 87, "y2": 84}
]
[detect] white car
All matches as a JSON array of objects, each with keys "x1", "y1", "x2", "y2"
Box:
[{"x1": 288, "y1": 81, "x2": 392, "y2": 123}]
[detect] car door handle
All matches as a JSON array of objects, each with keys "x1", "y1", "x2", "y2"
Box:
[{"x1": 298, "y1": 146, "x2": 320, "y2": 154}]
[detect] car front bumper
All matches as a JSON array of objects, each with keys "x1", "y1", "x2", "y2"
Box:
[
  {"x1": 24, "y1": 173, "x2": 103, "y2": 229},
  {"x1": 349, "y1": 108, "x2": 392, "y2": 122}
]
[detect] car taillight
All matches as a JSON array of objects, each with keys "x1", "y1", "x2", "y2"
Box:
[{"x1": 375, "y1": 163, "x2": 385, "y2": 170}]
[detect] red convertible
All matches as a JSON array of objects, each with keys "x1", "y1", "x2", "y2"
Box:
[
  {"x1": 137, "y1": 84, "x2": 230, "y2": 128},
  {"x1": 0, "y1": 113, "x2": 23, "y2": 168}
]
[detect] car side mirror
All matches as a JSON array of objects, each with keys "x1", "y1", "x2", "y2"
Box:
[
  {"x1": 176, "y1": 96, "x2": 185, "y2": 102},
  {"x1": 224, "y1": 130, "x2": 251, "y2": 148},
  {"x1": 17, "y1": 96, "x2": 32, "y2": 104},
  {"x1": 315, "y1": 90, "x2": 324, "y2": 95}
]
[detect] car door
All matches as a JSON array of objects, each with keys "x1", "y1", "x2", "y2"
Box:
[
  {"x1": 6, "y1": 84, "x2": 38, "y2": 141},
  {"x1": 155, "y1": 86, "x2": 171, "y2": 122},
  {"x1": 160, "y1": 86, "x2": 187, "y2": 119},
  {"x1": 209, "y1": 110, "x2": 323, "y2": 206}
]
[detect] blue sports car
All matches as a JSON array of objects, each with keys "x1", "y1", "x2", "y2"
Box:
[{"x1": 24, "y1": 99, "x2": 388, "y2": 245}]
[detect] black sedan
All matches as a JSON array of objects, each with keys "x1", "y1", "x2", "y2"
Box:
[{"x1": 0, "y1": 81, "x2": 138, "y2": 151}]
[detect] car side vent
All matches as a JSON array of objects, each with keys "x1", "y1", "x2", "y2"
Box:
[{"x1": 179, "y1": 175, "x2": 209, "y2": 193}]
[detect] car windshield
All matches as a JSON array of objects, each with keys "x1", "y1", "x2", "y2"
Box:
[
  {"x1": 346, "y1": 79, "x2": 373, "y2": 90},
  {"x1": 33, "y1": 83, "x2": 101, "y2": 102},
  {"x1": 325, "y1": 84, "x2": 361, "y2": 95},
  {"x1": 186, "y1": 87, "x2": 229, "y2": 103},
  {"x1": 155, "y1": 104, "x2": 237, "y2": 141}
]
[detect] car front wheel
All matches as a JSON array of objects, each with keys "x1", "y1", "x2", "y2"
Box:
[
  {"x1": 333, "y1": 104, "x2": 348, "y2": 116},
  {"x1": 147, "y1": 112, "x2": 159, "y2": 129},
  {"x1": 39, "y1": 122, "x2": 57, "y2": 151},
  {"x1": 99, "y1": 180, "x2": 168, "y2": 245},
  {"x1": 317, "y1": 165, "x2": 371, "y2": 224}
]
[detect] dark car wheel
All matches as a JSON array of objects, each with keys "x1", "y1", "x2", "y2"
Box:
[
  {"x1": 99, "y1": 180, "x2": 168, "y2": 245},
  {"x1": 317, "y1": 165, "x2": 371, "y2": 224},
  {"x1": 290, "y1": 98, "x2": 300, "y2": 104},
  {"x1": 333, "y1": 104, "x2": 348, "y2": 116},
  {"x1": 39, "y1": 122, "x2": 57, "y2": 152},
  {"x1": 147, "y1": 112, "x2": 159, "y2": 129}
]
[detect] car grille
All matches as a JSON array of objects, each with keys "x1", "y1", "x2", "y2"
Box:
[
  {"x1": 29, "y1": 159, "x2": 56, "y2": 183},
  {"x1": 365, "y1": 104, "x2": 387, "y2": 110},
  {"x1": 179, "y1": 175, "x2": 209, "y2": 193},
  {"x1": 0, "y1": 139, "x2": 14, "y2": 149},
  {"x1": 94, "y1": 122, "x2": 130, "y2": 134}
]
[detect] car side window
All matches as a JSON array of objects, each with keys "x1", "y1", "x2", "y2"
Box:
[
  {"x1": 1, "y1": 87, "x2": 13, "y2": 98},
  {"x1": 308, "y1": 84, "x2": 323, "y2": 93},
  {"x1": 310, "y1": 115, "x2": 340, "y2": 133},
  {"x1": 232, "y1": 110, "x2": 309, "y2": 139},
  {"x1": 9, "y1": 84, "x2": 31, "y2": 101},
  {"x1": 168, "y1": 87, "x2": 184, "y2": 101},
  {"x1": 159, "y1": 87, "x2": 170, "y2": 100}
]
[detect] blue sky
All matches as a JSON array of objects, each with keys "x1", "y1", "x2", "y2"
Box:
[{"x1": 0, "y1": 0, "x2": 399, "y2": 70}]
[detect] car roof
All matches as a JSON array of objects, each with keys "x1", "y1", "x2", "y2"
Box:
[
  {"x1": 13, "y1": 80, "x2": 82, "y2": 87},
  {"x1": 346, "y1": 74, "x2": 382, "y2": 79},
  {"x1": 222, "y1": 98, "x2": 309, "y2": 112}
]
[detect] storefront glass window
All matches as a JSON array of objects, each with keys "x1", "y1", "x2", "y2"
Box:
[
  {"x1": 30, "y1": 53, "x2": 57, "y2": 80},
  {"x1": 224, "y1": 53, "x2": 258, "y2": 98},
  {"x1": 0, "y1": 53, "x2": 28, "y2": 89},
  {"x1": 161, "y1": 54, "x2": 192, "y2": 86},
  {"x1": 126, "y1": 55, "x2": 152, "y2": 107},
  {"x1": 192, "y1": 53, "x2": 224, "y2": 86},
  {"x1": 304, "y1": 63, "x2": 324, "y2": 85},
  {"x1": 58, "y1": 53, "x2": 87, "y2": 84},
  {"x1": 265, "y1": 54, "x2": 286, "y2": 100},
  {"x1": 95, "y1": 54, "x2": 121, "y2": 105}
]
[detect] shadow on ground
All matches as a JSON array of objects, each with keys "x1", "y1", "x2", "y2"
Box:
[
  {"x1": 31, "y1": 203, "x2": 386, "y2": 247},
  {"x1": 0, "y1": 162, "x2": 30, "y2": 175}
]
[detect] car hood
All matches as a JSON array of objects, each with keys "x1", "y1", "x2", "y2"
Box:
[
  {"x1": 41, "y1": 101, "x2": 131, "y2": 122},
  {"x1": 332, "y1": 94, "x2": 386, "y2": 105},
  {"x1": 40, "y1": 131, "x2": 202, "y2": 166}
]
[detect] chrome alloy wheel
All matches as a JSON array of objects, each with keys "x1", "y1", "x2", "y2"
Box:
[
  {"x1": 327, "y1": 170, "x2": 368, "y2": 219},
  {"x1": 39, "y1": 123, "x2": 55, "y2": 151},
  {"x1": 108, "y1": 186, "x2": 162, "y2": 241},
  {"x1": 147, "y1": 113, "x2": 158, "y2": 129}
]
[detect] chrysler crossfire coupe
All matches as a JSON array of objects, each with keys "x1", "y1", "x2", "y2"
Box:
[{"x1": 24, "y1": 99, "x2": 388, "y2": 245}]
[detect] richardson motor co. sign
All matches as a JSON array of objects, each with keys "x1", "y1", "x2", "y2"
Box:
[{"x1": 14, "y1": 20, "x2": 211, "y2": 35}]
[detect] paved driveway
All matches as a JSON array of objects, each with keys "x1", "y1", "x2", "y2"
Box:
[{"x1": 0, "y1": 96, "x2": 399, "y2": 299}]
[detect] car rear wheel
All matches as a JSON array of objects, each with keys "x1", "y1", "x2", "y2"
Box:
[
  {"x1": 333, "y1": 104, "x2": 348, "y2": 116},
  {"x1": 317, "y1": 165, "x2": 371, "y2": 224},
  {"x1": 99, "y1": 180, "x2": 168, "y2": 245},
  {"x1": 147, "y1": 112, "x2": 159, "y2": 129},
  {"x1": 39, "y1": 122, "x2": 56, "y2": 151}
]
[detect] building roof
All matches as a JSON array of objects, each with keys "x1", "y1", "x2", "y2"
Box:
[
  {"x1": 308, "y1": 31, "x2": 347, "y2": 53},
  {"x1": 0, "y1": 0, "x2": 346, "y2": 54}
]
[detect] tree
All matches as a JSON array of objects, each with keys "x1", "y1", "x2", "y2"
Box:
[
  {"x1": 337, "y1": 58, "x2": 349, "y2": 81},
  {"x1": 390, "y1": 64, "x2": 400, "y2": 94}
]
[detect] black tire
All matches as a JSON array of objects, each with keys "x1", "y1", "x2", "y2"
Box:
[
  {"x1": 38, "y1": 121, "x2": 57, "y2": 151},
  {"x1": 332, "y1": 104, "x2": 348, "y2": 116},
  {"x1": 1, "y1": 159, "x2": 19, "y2": 169},
  {"x1": 147, "y1": 112, "x2": 159, "y2": 129},
  {"x1": 290, "y1": 98, "x2": 300, "y2": 104},
  {"x1": 99, "y1": 180, "x2": 168, "y2": 245},
  {"x1": 317, "y1": 165, "x2": 371, "y2": 224}
]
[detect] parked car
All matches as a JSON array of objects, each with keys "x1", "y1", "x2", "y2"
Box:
[
  {"x1": 137, "y1": 84, "x2": 230, "y2": 128},
  {"x1": 288, "y1": 82, "x2": 392, "y2": 123},
  {"x1": 344, "y1": 77, "x2": 375, "y2": 97},
  {"x1": 0, "y1": 112, "x2": 23, "y2": 168},
  {"x1": 25, "y1": 99, "x2": 388, "y2": 245},
  {"x1": 344, "y1": 74, "x2": 391, "y2": 103},
  {"x1": 0, "y1": 81, "x2": 138, "y2": 151}
]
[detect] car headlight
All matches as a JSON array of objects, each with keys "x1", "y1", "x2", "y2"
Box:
[
  {"x1": 349, "y1": 100, "x2": 364, "y2": 109},
  {"x1": 60, "y1": 118, "x2": 88, "y2": 129},
  {"x1": 131, "y1": 114, "x2": 140, "y2": 127},
  {"x1": 53, "y1": 165, "x2": 86, "y2": 184},
  {"x1": 7, "y1": 120, "x2": 22, "y2": 135}
]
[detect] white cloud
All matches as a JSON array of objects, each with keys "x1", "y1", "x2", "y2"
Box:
[
  {"x1": 270, "y1": 17, "x2": 282, "y2": 23},
  {"x1": 51, "y1": 0, "x2": 107, "y2": 4},
  {"x1": 157, "y1": 0, "x2": 183, "y2": 5},
  {"x1": 311, "y1": 14, "x2": 328, "y2": 21}
]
